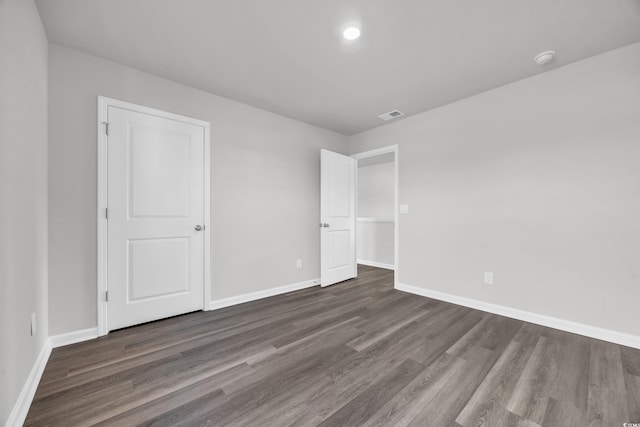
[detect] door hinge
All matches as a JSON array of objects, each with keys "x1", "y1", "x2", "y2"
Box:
[
  {"x1": 103, "y1": 122, "x2": 109, "y2": 136},
  {"x1": 105, "y1": 291, "x2": 109, "y2": 302},
  {"x1": 105, "y1": 208, "x2": 108, "y2": 219}
]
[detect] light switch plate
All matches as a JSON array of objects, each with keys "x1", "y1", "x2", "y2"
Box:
[{"x1": 399, "y1": 204, "x2": 409, "y2": 214}]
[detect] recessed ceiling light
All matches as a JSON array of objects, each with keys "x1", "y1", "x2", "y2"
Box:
[
  {"x1": 534, "y1": 50, "x2": 556, "y2": 65},
  {"x1": 343, "y1": 27, "x2": 361, "y2": 41}
]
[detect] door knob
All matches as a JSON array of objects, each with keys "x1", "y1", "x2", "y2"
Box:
[{"x1": 194, "y1": 225, "x2": 203, "y2": 231}]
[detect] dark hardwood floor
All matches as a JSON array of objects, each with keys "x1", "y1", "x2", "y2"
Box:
[{"x1": 26, "y1": 265, "x2": 640, "y2": 426}]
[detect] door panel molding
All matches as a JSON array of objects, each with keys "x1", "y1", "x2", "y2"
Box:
[{"x1": 97, "y1": 96, "x2": 211, "y2": 336}]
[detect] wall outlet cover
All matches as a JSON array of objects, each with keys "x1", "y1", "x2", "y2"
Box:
[{"x1": 484, "y1": 272, "x2": 494, "y2": 285}]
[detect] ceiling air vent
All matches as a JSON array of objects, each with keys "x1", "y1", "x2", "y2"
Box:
[{"x1": 378, "y1": 109, "x2": 404, "y2": 121}]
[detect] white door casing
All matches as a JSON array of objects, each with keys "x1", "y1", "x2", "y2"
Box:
[
  {"x1": 98, "y1": 97, "x2": 211, "y2": 334},
  {"x1": 320, "y1": 149, "x2": 356, "y2": 286}
]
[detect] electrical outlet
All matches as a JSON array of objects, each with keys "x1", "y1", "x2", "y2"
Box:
[
  {"x1": 31, "y1": 312, "x2": 37, "y2": 336},
  {"x1": 296, "y1": 258, "x2": 302, "y2": 269},
  {"x1": 484, "y1": 272, "x2": 494, "y2": 285}
]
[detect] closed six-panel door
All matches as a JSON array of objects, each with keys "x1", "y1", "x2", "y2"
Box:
[{"x1": 107, "y1": 106, "x2": 205, "y2": 331}]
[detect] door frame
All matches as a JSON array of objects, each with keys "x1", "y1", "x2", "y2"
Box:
[
  {"x1": 351, "y1": 145, "x2": 399, "y2": 287},
  {"x1": 96, "y1": 96, "x2": 211, "y2": 336}
]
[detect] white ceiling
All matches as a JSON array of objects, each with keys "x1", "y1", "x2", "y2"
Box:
[{"x1": 36, "y1": 0, "x2": 640, "y2": 135}]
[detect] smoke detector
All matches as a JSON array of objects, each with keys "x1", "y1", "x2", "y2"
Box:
[
  {"x1": 534, "y1": 50, "x2": 556, "y2": 65},
  {"x1": 378, "y1": 110, "x2": 404, "y2": 121}
]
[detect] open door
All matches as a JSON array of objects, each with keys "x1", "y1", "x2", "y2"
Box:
[{"x1": 321, "y1": 149, "x2": 356, "y2": 286}]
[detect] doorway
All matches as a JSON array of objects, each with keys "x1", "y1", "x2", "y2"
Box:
[
  {"x1": 97, "y1": 97, "x2": 211, "y2": 335},
  {"x1": 353, "y1": 146, "x2": 398, "y2": 282}
]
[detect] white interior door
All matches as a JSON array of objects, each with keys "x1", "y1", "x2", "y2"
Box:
[
  {"x1": 107, "y1": 105, "x2": 205, "y2": 331},
  {"x1": 321, "y1": 149, "x2": 356, "y2": 286}
]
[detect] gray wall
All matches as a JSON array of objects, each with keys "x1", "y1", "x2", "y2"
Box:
[
  {"x1": 357, "y1": 222, "x2": 394, "y2": 266},
  {"x1": 358, "y1": 162, "x2": 395, "y2": 218},
  {"x1": 0, "y1": 0, "x2": 49, "y2": 423},
  {"x1": 349, "y1": 42, "x2": 640, "y2": 336},
  {"x1": 48, "y1": 44, "x2": 347, "y2": 335},
  {"x1": 357, "y1": 162, "x2": 395, "y2": 266}
]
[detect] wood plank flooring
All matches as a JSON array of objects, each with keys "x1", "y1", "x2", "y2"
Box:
[{"x1": 25, "y1": 265, "x2": 640, "y2": 426}]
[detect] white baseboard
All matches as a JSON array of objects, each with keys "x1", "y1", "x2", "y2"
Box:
[
  {"x1": 396, "y1": 282, "x2": 640, "y2": 350},
  {"x1": 357, "y1": 259, "x2": 395, "y2": 271},
  {"x1": 210, "y1": 278, "x2": 320, "y2": 311},
  {"x1": 5, "y1": 338, "x2": 52, "y2": 427},
  {"x1": 49, "y1": 327, "x2": 98, "y2": 348}
]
